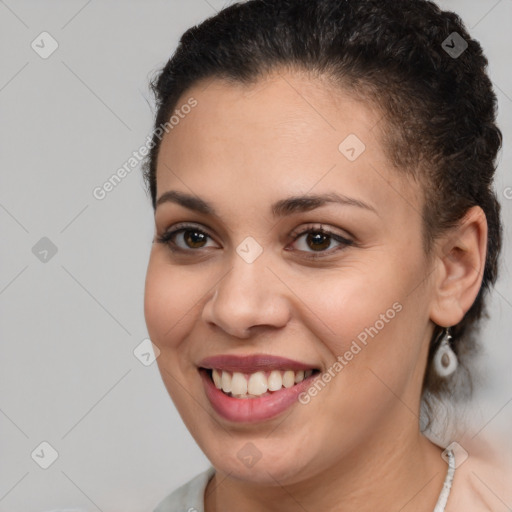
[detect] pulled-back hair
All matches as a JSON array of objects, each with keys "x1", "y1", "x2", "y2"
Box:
[{"x1": 142, "y1": 0, "x2": 503, "y2": 417}]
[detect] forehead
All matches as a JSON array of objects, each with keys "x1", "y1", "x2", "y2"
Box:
[{"x1": 155, "y1": 71, "x2": 421, "y2": 220}]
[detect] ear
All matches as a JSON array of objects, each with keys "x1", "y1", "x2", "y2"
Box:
[{"x1": 429, "y1": 206, "x2": 488, "y2": 327}]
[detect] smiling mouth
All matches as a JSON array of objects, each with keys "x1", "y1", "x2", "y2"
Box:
[{"x1": 202, "y1": 368, "x2": 321, "y2": 399}]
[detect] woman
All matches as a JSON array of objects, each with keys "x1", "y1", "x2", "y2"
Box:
[{"x1": 142, "y1": 0, "x2": 510, "y2": 510}]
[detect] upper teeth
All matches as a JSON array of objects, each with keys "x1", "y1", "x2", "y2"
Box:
[{"x1": 211, "y1": 369, "x2": 314, "y2": 398}]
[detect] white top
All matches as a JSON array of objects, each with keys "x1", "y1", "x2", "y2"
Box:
[{"x1": 153, "y1": 466, "x2": 215, "y2": 512}]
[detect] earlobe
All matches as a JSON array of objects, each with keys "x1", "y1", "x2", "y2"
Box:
[{"x1": 429, "y1": 206, "x2": 488, "y2": 327}]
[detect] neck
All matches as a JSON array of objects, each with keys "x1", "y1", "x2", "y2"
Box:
[{"x1": 205, "y1": 416, "x2": 447, "y2": 512}]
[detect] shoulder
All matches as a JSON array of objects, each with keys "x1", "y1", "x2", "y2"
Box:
[
  {"x1": 153, "y1": 466, "x2": 216, "y2": 512},
  {"x1": 446, "y1": 436, "x2": 512, "y2": 511}
]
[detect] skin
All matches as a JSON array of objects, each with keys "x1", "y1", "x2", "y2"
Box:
[{"x1": 144, "y1": 69, "x2": 487, "y2": 512}]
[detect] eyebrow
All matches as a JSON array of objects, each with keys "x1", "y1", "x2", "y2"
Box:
[{"x1": 155, "y1": 190, "x2": 377, "y2": 217}]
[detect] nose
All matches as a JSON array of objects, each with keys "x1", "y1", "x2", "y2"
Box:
[{"x1": 201, "y1": 252, "x2": 291, "y2": 339}]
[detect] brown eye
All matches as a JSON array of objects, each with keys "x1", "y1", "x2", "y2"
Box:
[
  {"x1": 181, "y1": 229, "x2": 208, "y2": 249},
  {"x1": 289, "y1": 225, "x2": 354, "y2": 259},
  {"x1": 156, "y1": 223, "x2": 218, "y2": 251},
  {"x1": 303, "y1": 232, "x2": 332, "y2": 251}
]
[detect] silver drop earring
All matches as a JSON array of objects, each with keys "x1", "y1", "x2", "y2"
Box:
[{"x1": 433, "y1": 327, "x2": 458, "y2": 377}]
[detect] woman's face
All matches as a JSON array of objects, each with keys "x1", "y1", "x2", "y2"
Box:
[{"x1": 144, "y1": 71, "x2": 437, "y2": 484}]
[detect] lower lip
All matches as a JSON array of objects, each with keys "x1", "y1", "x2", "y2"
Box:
[{"x1": 199, "y1": 369, "x2": 318, "y2": 423}]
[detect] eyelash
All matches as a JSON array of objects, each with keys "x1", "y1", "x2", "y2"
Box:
[{"x1": 155, "y1": 222, "x2": 354, "y2": 259}]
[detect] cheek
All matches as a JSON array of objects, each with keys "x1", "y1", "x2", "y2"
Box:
[
  {"x1": 298, "y1": 269, "x2": 401, "y2": 348},
  {"x1": 295, "y1": 281, "x2": 422, "y2": 444},
  {"x1": 143, "y1": 255, "x2": 207, "y2": 411},
  {"x1": 143, "y1": 253, "x2": 206, "y2": 349},
  {"x1": 143, "y1": 259, "x2": 169, "y2": 343},
  {"x1": 299, "y1": 253, "x2": 427, "y2": 381}
]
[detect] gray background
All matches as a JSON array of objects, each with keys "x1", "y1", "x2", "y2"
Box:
[{"x1": 0, "y1": 1, "x2": 510, "y2": 510}]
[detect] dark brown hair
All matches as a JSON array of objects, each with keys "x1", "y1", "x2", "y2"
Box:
[{"x1": 142, "y1": 0, "x2": 503, "y2": 413}]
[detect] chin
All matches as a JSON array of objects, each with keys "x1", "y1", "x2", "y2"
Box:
[{"x1": 199, "y1": 436, "x2": 325, "y2": 486}]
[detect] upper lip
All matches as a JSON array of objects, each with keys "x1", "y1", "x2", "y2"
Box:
[{"x1": 198, "y1": 354, "x2": 318, "y2": 373}]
